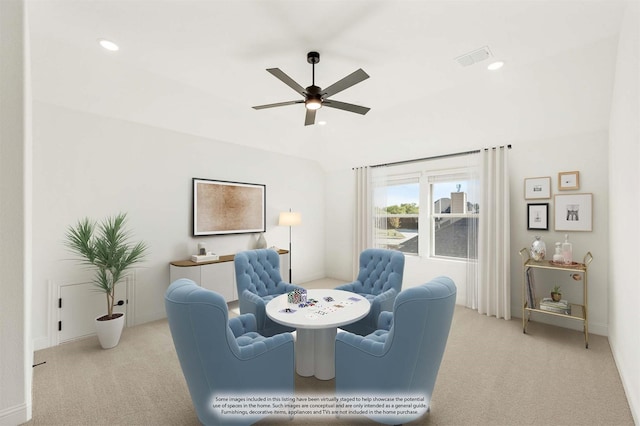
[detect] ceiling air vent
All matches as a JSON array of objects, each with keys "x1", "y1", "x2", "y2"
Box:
[{"x1": 455, "y1": 46, "x2": 492, "y2": 67}]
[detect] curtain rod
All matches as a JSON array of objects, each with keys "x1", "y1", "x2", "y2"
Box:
[{"x1": 365, "y1": 144, "x2": 512, "y2": 169}]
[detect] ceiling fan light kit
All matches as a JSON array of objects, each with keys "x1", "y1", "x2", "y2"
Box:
[
  {"x1": 305, "y1": 98, "x2": 322, "y2": 110},
  {"x1": 253, "y1": 51, "x2": 370, "y2": 126}
]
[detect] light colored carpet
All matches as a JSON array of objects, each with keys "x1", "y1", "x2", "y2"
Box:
[{"x1": 25, "y1": 278, "x2": 634, "y2": 425}]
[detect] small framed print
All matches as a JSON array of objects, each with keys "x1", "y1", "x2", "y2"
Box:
[
  {"x1": 527, "y1": 203, "x2": 549, "y2": 230},
  {"x1": 555, "y1": 193, "x2": 592, "y2": 231},
  {"x1": 524, "y1": 177, "x2": 551, "y2": 199},
  {"x1": 558, "y1": 171, "x2": 580, "y2": 191}
]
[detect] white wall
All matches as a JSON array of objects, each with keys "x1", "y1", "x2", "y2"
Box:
[
  {"x1": 0, "y1": 0, "x2": 32, "y2": 423},
  {"x1": 31, "y1": 102, "x2": 326, "y2": 349},
  {"x1": 324, "y1": 169, "x2": 355, "y2": 281},
  {"x1": 608, "y1": 1, "x2": 639, "y2": 423}
]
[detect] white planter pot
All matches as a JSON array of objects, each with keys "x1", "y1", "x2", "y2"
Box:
[{"x1": 95, "y1": 313, "x2": 125, "y2": 349}]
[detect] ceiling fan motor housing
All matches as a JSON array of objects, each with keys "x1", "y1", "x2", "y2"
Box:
[
  {"x1": 307, "y1": 51, "x2": 320, "y2": 64},
  {"x1": 305, "y1": 85, "x2": 322, "y2": 99}
]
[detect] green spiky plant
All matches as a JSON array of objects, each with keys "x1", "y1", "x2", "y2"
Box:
[
  {"x1": 551, "y1": 285, "x2": 562, "y2": 302},
  {"x1": 65, "y1": 213, "x2": 147, "y2": 320}
]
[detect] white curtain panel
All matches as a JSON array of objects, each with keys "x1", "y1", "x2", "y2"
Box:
[
  {"x1": 353, "y1": 166, "x2": 373, "y2": 278},
  {"x1": 465, "y1": 155, "x2": 481, "y2": 310},
  {"x1": 477, "y1": 147, "x2": 511, "y2": 319}
]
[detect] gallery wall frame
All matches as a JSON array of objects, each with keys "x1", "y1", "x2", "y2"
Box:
[
  {"x1": 524, "y1": 176, "x2": 551, "y2": 199},
  {"x1": 192, "y1": 178, "x2": 266, "y2": 236},
  {"x1": 527, "y1": 203, "x2": 549, "y2": 230},
  {"x1": 558, "y1": 171, "x2": 580, "y2": 191},
  {"x1": 554, "y1": 193, "x2": 592, "y2": 231}
]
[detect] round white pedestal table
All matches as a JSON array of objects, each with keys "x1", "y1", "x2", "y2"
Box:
[{"x1": 266, "y1": 289, "x2": 370, "y2": 380}]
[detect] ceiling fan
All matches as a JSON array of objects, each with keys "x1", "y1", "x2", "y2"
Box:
[{"x1": 252, "y1": 51, "x2": 370, "y2": 126}]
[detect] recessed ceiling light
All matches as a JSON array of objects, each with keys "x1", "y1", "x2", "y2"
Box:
[
  {"x1": 98, "y1": 39, "x2": 119, "y2": 51},
  {"x1": 318, "y1": 121, "x2": 327, "y2": 126},
  {"x1": 487, "y1": 61, "x2": 504, "y2": 71}
]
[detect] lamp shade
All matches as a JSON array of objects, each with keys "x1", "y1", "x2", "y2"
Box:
[{"x1": 278, "y1": 212, "x2": 301, "y2": 227}]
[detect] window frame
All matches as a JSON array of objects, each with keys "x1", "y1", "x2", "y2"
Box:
[
  {"x1": 427, "y1": 170, "x2": 479, "y2": 261},
  {"x1": 372, "y1": 167, "x2": 478, "y2": 261},
  {"x1": 372, "y1": 174, "x2": 420, "y2": 256}
]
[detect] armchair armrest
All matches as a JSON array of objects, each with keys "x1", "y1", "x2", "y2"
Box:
[
  {"x1": 369, "y1": 288, "x2": 398, "y2": 322},
  {"x1": 334, "y1": 281, "x2": 357, "y2": 292},
  {"x1": 377, "y1": 311, "x2": 394, "y2": 331},
  {"x1": 335, "y1": 330, "x2": 388, "y2": 357},
  {"x1": 240, "y1": 289, "x2": 267, "y2": 329},
  {"x1": 373, "y1": 287, "x2": 398, "y2": 312},
  {"x1": 241, "y1": 289, "x2": 265, "y2": 308},
  {"x1": 229, "y1": 314, "x2": 257, "y2": 337},
  {"x1": 236, "y1": 331, "x2": 294, "y2": 359}
]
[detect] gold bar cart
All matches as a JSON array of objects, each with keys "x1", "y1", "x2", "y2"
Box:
[{"x1": 520, "y1": 248, "x2": 593, "y2": 348}]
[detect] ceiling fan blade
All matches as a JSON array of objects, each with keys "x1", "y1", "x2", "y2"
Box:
[
  {"x1": 252, "y1": 100, "x2": 304, "y2": 110},
  {"x1": 323, "y1": 68, "x2": 369, "y2": 98},
  {"x1": 323, "y1": 100, "x2": 370, "y2": 115},
  {"x1": 304, "y1": 108, "x2": 316, "y2": 126},
  {"x1": 267, "y1": 68, "x2": 306, "y2": 96}
]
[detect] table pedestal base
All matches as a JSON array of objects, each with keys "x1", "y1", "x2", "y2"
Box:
[{"x1": 295, "y1": 327, "x2": 337, "y2": 380}]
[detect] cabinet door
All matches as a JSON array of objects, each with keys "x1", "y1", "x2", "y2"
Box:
[
  {"x1": 58, "y1": 278, "x2": 129, "y2": 344},
  {"x1": 169, "y1": 265, "x2": 201, "y2": 285},
  {"x1": 201, "y1": 262, "x2": 235, "y2": 302}
]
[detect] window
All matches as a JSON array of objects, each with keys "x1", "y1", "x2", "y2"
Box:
[
  {"x1": 430, "y1": 178, "x2": 478, "y2": 259},
  {"x1": 373, "y1": 168, "x2": 478, "y2": 260},
  {"x1": 373, "y1": 178, "x2": 420, "y2": 255}
]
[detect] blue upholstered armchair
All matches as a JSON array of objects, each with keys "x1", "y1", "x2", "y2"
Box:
[
  {"x1": 335, "y1": 248, "x2": 405, "y2": 336},
  {"x1": 335, "y1": 276, "x2": 457, "y2": 425},
  {"x1": 234, "y1": 249, "x2": 304, "y2": 337},
  {"x1": 165, "y1": 279, "x2": 294, "y2": 426}
]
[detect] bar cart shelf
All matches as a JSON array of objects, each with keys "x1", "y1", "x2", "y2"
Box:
[{"x1": 519, "y1": 248, "x2": 593, "y2": 348}]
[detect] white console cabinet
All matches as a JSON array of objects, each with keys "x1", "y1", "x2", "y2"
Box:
[{"x1": 169, "y1": 250, "x2": 289, "y2": 302}]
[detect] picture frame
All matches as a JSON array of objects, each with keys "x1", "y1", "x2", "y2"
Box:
[
  {"x1": 558, "y1": 171, "x2": 580, "y2": 191},
  {"x1": 527, "y1": 203, "x2": 549, "y2": 230},
  {"x1": 193, "y1": 178, "x2": 266, "y2": 236},
  {"x1": 524, "y1": 176, "x2": 551, "y2": 199},
  {"x1": 554, "y1": 193, "x2": 592, "y2": 231}
]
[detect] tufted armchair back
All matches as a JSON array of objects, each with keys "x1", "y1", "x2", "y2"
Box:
[
  {"x1": 335, "y1": 276, "x2": 457, "y2": 425},
  {"x1": 334, "y1": 248, "x2": 405, "y2": 335},
  {"x1": 234, "y1": 249, "x2": 304, "y2": 336},
  {"x1": 352, "y1": 248, "x2": 405, "y2": 295},
  {"x1": 165, "y1": 278, "x2": 294, "y2": 425},
  {"x1": 234, "y1": 249, "x2": 289, "y2": 297}
]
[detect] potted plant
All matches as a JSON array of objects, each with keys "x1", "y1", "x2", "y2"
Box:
[
  {"x1": 551, "y1": 285, "x2": 562, "y2": 302},
  {"x1": 65, "y1": 213, "x2": 147, "y2": 349}
]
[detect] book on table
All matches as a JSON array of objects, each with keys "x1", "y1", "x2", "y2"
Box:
[
  {"x1": 525, "y1": 268, "x2": 536, "y2": 309},
  {"x1": 539, "y1": 297, "x2": 571, "y2": 315}
]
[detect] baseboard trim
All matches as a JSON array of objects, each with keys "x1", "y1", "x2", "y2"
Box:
[
  {"x1": 609, "y1": 336, "x2": 640, "y2": 425},
  {"x1": 0, "y1": 402, "x2": 30, "y2": 425},
  {"x1": 133, "y1": 310, "x2": 167, "y2": 326}
]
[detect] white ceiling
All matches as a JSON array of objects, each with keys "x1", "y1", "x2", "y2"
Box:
[{"x1": 27, "y1": 0, "x2": 628, "y2": 170}]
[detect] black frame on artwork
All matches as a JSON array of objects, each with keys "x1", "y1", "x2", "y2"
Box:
[
  {"x1": 527, "y1": 203, "x2": 549, "y2": 231},
  {"x1": 192, "y1": 178, "x2": 266, "y2": 236}
]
